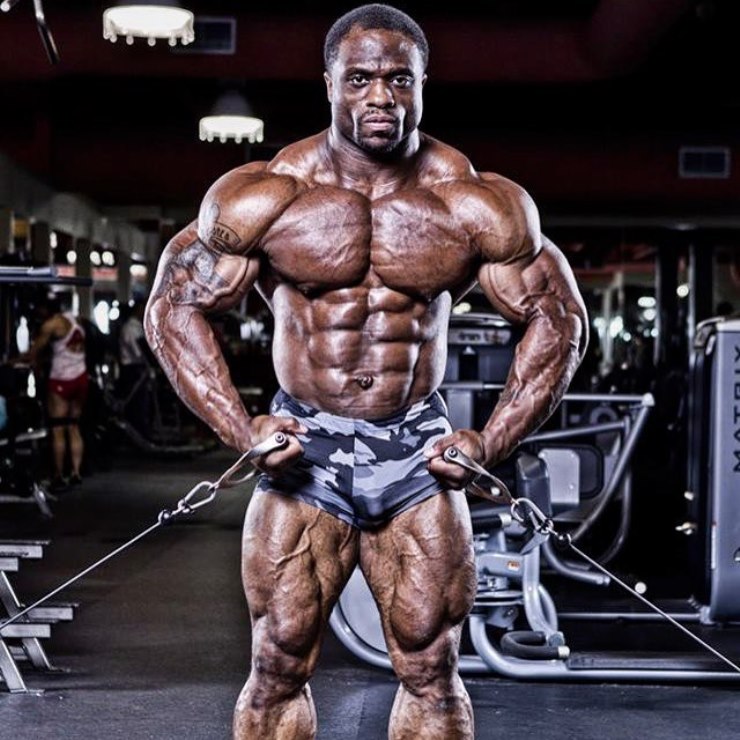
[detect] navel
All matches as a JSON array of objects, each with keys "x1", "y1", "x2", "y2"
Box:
[{"x1": 355, "y1": 375, "x2": 374, "y2": 390}]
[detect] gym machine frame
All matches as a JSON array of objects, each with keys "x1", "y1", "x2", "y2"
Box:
[{"x1": 330, "y1": 389, "x2": 740, "y2": 682}]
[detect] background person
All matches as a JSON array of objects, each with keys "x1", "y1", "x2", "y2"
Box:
[
  {"x1": 22, "y1": 295, "x2": 89, "y2": 490},
  {"x1": 145, "y1": 4, "x2": 588, "y2": 739},
  {"x1": 116, "y1": 298, "x2": 151, "y2": 435}
]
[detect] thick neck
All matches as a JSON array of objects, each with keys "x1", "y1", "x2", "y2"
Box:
[{"x1": 324, "y1": 125, "x2": 421, "y2": 192}]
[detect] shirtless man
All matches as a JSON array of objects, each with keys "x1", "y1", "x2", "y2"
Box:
[{"x1": 144, "y1": 4, "x2": 587, "y2": 738}]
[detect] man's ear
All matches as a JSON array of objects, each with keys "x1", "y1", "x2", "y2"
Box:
[{"x1": 324, "y1": 71, "x2": 333, "y2": 102}]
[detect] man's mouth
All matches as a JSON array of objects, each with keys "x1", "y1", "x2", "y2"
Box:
[{"x1": 362, "y1": 116, "x2": 396, "y2": 133}]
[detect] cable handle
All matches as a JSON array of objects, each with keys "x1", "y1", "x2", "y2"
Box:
[
  {"x1": 158, "y1": 432, "x2": 289, "y2": 524},
  {"x1": 442, "y1": 446, "x2": 514, "y2": 504}
]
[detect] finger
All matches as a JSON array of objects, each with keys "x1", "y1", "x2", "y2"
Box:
[
  {"x1": 427, "y1": 456, "x2": 470, "y2": 488},
  {"x1": 272, "y1": 416, "x2": 309, "y2": 437},
  {"x1": 260, "y1": 437, "x2": 305, "y2": 473},
  {"x1": 424, "y1": 435, "x2": 454, "y2": 460}
]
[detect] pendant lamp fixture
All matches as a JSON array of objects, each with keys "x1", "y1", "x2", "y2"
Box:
[
  {"x1": 103, "y1": 1, "x2": 194, "y2": 47},
  {"x1": 199, "y1": 90, "x2": 265, "y2": 145}
]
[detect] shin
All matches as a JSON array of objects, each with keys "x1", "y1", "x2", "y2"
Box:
[
  {"x1": 388, "y1": 625, "x2": 473, "y2": 740},
  {"x1": 233, "y1": 628, "x2": 318, "y2": 740}
]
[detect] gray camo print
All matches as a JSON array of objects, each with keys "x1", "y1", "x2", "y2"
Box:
[{"x1": 253, "y1": 389, "x2": 452, "y2": 529}]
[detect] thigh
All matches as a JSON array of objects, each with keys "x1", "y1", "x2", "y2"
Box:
[
  {"x1": 360, "y1": 491, "x2": 476, "y2": 656},
  {"x1": 243, "y1": 490, "x2": 360, "y2": 657},
  {"x1": 68, "y1": 376, "x2": 89, "y2": 419},
  {"x1": 46, "y1": 387, "x2": 69, "y2": 420}
]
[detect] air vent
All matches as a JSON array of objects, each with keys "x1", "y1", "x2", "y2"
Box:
[
  {"x1": 678, "y1": 146, "x2": 731, "y2": 179},
  {"x1": 170, "y1": 16, "x2": 236, "y2": 55}
]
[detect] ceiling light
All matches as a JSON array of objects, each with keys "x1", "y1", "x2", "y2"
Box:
[
  {"x1": 199, "y1": 90, "x2": 264, "y2": 145},
  {"x1": 103, "y1": 2, "x2": 194, "y2": 47}
]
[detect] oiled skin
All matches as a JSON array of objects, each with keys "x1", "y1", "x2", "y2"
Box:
[{"x1": 145, "y1": 24, "x2": 587, "y2": 740}]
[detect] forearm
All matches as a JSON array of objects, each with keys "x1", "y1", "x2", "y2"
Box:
[
  {"x1": 480, "y1": 310, "x2": 585, "y2": 465},
  {"x1": 145, "y1": 297, "x2": 251, "y2": 450}
]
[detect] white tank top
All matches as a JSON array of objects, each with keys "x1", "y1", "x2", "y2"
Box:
[{"x1": 49, "y1": 312, "x2": 87, "y2": 381}]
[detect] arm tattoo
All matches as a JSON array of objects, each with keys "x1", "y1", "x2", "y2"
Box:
[
  {"x1": 201, "y1": 202, "x2": 242, "y2": 253},
  {"x1": 210, "y1": 221, "x2": 241, "y2": 253},
  {"x1": 154, "y1": 239, "x2": 247, "y2": 312}
]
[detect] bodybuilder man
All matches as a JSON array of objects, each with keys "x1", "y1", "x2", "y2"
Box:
[{"x1": 145, "y1": 4, "x2": 588, "y2": 738}]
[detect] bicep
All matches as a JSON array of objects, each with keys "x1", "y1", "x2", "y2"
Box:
[
  {"x1": 148, "y1": 221, "x2": 259, "y2": 316},
  {"x1": 478, "y1": 237, "x2": 587, "y2": 334}
]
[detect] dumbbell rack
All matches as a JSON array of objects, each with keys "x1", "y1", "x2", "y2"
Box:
[{"x1": 0, "y1": 540, "x2": 76, "y2": 693}]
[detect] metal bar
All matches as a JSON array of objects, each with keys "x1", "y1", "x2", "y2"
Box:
[
  {"x1": 526, "y1": 420, "x2": 626, "y2": 442},
  {"x1": 439, "y1": 382, "x2": 651, "y2": 406},
  {"x1": 468, "y1": 614, "x2": 740, "y2": 681},
  {"x1": 558, "y1": 611, "x2": 702, "y2": 623},
  {"x1": 0, "y1": 558, "x2": 18, "y2": 572},
  {"x1": 20, "y1": 638, "x2": 53, "y2": 670},
  {"x1": 570, "y1": 401, "x2": 652, "y2": 543},
  {"x1": 0, "y1": 638, "x2": 27, "y2": 692},
  {"x1": 32, "y1": 0, "x2": 60, "y2": 65},
  {"x1": 0, "y1": 543, "x2": 45, "y2": 558},
  {"x1": 0, "y1": 624, "x2": 51, "y2": 639},
  {"x1": 28, "y1": 605, "x2": 74, "y2": 622}
]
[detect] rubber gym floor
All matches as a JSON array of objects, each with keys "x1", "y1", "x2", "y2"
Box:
[{"x1": 1, "y1": 445, "x2": 740, "y2": 740}]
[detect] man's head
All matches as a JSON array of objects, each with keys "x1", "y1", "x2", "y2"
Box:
[
  {"x1": 323, "y1": 4, "x2": 428, "y2": 155},
  {"x1": 324, "y1": 4, "x2": 429, "y2": 71}
]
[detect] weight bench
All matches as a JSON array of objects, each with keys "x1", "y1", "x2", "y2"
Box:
[{"x1": 0, "y1": 539, "x2": 77, "y2": 693}]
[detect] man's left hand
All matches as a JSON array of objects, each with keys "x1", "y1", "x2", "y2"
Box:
[{"x1": 424, "y1": 429, "x2": 487, "y2": 491}]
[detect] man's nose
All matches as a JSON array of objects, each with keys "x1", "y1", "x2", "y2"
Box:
[{"x1": 367, "y1": 79, "x2": 394, "y2": 106}]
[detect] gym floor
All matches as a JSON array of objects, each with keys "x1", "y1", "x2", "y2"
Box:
[{"x1": 1, "y1": 447, "x2": 740, "y2": 740}]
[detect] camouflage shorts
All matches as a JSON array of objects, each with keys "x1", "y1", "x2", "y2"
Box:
[{"x1": 253, "y1": 389, "x2": 453, "y2": 530}]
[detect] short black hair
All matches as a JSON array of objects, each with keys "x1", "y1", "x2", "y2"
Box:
[{"x1": 324, "y1": 3, "x2": 429, "y2": 71}]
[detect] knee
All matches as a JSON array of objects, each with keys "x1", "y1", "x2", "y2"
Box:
[
  {"x1": 50, "y1": 425, "x2": 66, "y2": 439},
  {"x1": 248, "y1": 644, "x2": 314, "y2": 707},
  {"x1": 391, "y1": 628, "x2": 461, "y2": 697},
  {"x1": 248, "y1": 620, "x2": 320, "y2": 705}
]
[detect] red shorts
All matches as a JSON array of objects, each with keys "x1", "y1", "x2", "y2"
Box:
[{"x1": 48, "y1": 373, "x2": 89, "y2": 404}]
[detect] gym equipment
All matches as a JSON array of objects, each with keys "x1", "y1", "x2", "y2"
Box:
[
  {"x1": 686, "y1": 316, "x2": 740, "y2": 622},
  {"x1": 0, "y1": 365, "x2": 53, "y2": 517},
  {"x1": 95, "y1": 349, "x2": 210, "y2": 457},
  {"x1": 443, "y1": 312, "x2": 521, "y2": 431},
  {"x1": 0, "y1": 540, "x2": 76, "y2": 693},
  {"x1": 330, "y1": 390, "x2": 740, "y2": 682}
]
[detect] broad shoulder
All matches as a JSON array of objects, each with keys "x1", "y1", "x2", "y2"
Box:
[
  {"x1": 452, "y1": 168, "x2": 542, "y2": 264},
  {"x1": 197, "y1": 159, "x2": 306, "y2": 253},
  {"x1": 416, "y1": 134, "x2": 477, "y2": 186},
  {"x1": 202, "y1": 159, "x2": 301, "y2": 204},
  {"x1": 265, "y1": 132, "x2": 329, "y2": 182},
  {"x1": 415, "y1": 136, "x2": 535, "y2": 218}
]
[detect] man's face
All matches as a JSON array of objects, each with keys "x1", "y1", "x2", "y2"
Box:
[{"x1": 324, "y1": 27, "x2": 426, "y2": 154}]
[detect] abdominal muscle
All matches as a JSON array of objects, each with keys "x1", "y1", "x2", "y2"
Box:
[{"x1": 268, "y1": 282, "x2": 451, "y2": 419}]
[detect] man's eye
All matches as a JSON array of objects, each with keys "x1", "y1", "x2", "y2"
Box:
[
  {"x1": 348, "y1": 75, "x2": 368, "y2": 86},
  {"x1": 392, "y1": 76, "x2": 413, "y2": 88}
]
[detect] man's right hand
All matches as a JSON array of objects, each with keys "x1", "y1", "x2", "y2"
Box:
[{"x1": 246, "y1": 414, "x2": 308, "y2": 475}]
